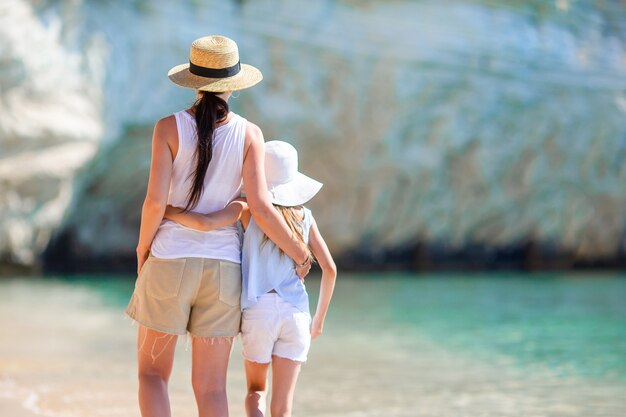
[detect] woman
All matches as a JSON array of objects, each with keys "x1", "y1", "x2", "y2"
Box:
[{"x1": 125, "y1": 36, "x2": 311, "y2": 417}]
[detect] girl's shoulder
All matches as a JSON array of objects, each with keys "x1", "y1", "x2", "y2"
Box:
[{"x1": 301, "y1": 206, "x2": 314, "y2": 227}]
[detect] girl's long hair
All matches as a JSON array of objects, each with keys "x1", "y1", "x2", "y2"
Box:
[
  {"x1": 184, "y1": 91, "x2": 229, "y2": 211},
  {"x1": 262, "y1": 205, "x2": 314, "y2": 262}
]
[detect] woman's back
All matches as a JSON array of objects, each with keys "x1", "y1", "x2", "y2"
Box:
[{"x1": 151, "y1": 110, "x2": 246, "y2": 263}]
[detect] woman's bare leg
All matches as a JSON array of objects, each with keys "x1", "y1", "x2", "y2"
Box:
[
  {"x1": 243, "y1": 359, "x2": 270, "y2": 417},
  {"x1": 270, "y1": 356, "x2": 301, "y2": 417},
  {"x1": 191, "y1": 337, "x2": 233, "y2": 417},
  {"x1": 137, "y1": 325, "x2": 178, "y2": 417}
]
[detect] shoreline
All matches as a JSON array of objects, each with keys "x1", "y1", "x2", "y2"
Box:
[
  {"x1": 2, "y1": 261, "x2": 625, "y2": 277},
  {"x1": 16, "y1": 241, "x2": 626, "y2": 275}
]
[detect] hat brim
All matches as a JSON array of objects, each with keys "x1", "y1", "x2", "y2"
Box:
[
  {"x1": 167, "y1": 63, "x2": 263, "y2": 92},
  {"x1": 269, "y1": 172, "x2": 323, "y2": 207}
]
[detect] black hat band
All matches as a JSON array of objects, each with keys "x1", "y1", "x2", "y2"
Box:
[{"x1": 189, "y1": 61, "x2": 241, "y2": 78}]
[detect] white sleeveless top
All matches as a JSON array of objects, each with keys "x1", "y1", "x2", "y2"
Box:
[{"x1": 150, "y1": 110, "x2": 246, "y2": 263}]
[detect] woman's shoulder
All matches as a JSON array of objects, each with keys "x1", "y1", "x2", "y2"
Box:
[
  {"x1": 152, "y1": 114, "x2": 178, "y2": 142},
  {"x1": 244, "y1": 118, "x2": 261, "y2": 135},
  {"x1": 156, "y1": 113, "x2": 177, "y2": 125},
  {"x1": 157, "y1": 110, "x2": 194, "y2": 125},
  {"x1": 242, "y1": 119, "x2": 264, "y2": 149}
]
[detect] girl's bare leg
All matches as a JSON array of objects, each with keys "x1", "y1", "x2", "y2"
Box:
[
  {"x1": 270, "y1": 356, "x2": 301, "y2": 417},
  {"x1": 137, "y1": 325, "x2": 178, "y2": 417},
  {"x1": 244, "y1": 359, "x2": 270, "y2": 417},
  {"x1": 191, "y1": 337, "x2": 233, "y2": 417}
]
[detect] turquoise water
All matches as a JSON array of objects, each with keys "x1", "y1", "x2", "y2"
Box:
[
  {"x1": 1, "y1": 272, "x2": 625, "y2": 417},
  {"x1": 64, "y1": 272, "x2": 626, "y2": 380},
  {"x1": 345, "y1": 273, "x2": 626, "y2": 381},
  {"x1": 50, "y1": 272, "x2": 626, "y2": 380}
]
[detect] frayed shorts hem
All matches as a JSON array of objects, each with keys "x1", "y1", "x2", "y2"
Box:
[
  {"x1": 272, "y1": 352, "x2": 308, "y2": 363},
  {"x1": 188, "y1": 329, "x2": 240, "y2": 339},
  {"x1": 243, "y1": 356, "x2": 272, "y2": 365},
  {"x1": 125, "y1": 312, "x2": 187, "y2": 336},
  {"x1": 242, "y1": 353, "x2": 307, "y2": 364},
  {"x1": 127, "y1": 311, "x2": 240, "y2": 339}
]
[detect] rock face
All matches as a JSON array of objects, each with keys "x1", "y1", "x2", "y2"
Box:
[
  {"x1": 0, "y1": 0, "x2": 102, "y2": 265},
  {"x1": 1, "y1": 0, "x2": 626, "y2": 271}
]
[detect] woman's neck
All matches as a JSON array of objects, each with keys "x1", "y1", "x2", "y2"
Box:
[{"x1": 185, "y1": 109, "x2": 233, "y2": 127}]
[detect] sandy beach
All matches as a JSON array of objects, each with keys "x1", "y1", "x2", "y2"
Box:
[{"x1": 0, "y1": 398, "x2": 41, "y2": 417}]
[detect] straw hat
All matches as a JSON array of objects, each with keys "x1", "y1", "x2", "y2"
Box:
[
  {"x1": 168, "y1": 35, "x2": 262, "y2": 92},
  {"x1": 264, "y1": 141, "x2": 323, "y2": 207}
]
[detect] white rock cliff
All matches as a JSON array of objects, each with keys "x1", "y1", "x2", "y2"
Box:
[{"x1": 1, "y1": 0, "x2": 625, "y2": 269}]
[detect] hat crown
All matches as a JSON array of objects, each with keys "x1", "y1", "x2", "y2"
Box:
[
  {"x1": 265, "y1": 141, "x2": 299, "y2": 187},
  {"x1": 190, "y1": 36, "x2": 239, "y2": 70}
]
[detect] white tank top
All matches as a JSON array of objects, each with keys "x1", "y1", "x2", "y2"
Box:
[{"x1": 150, "y1": 110, "x2": 246, "y2": 263}]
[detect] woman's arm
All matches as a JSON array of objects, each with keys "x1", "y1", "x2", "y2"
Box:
[
  {"x1": 308, "y1": 217, "x2": 337, "y2": 340},
  {"x1": 241, "y1": 122, "x2": 310, "y2": 267},
  {"x1": 136, "y1": 116, "x2": 177, "y2": 274},
  {"x1": 164, "y1": 199, "x2": 248, "y2": 232}
]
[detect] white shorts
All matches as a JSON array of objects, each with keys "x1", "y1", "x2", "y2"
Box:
[{"x1": 241, "y1": 293, "x2": 311, "y2": 363}]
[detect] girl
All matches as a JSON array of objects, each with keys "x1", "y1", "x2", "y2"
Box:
[{"x1": 165, "y1": 140, "x2": 337, "y2": 417}]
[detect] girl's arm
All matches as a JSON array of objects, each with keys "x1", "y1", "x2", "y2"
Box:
[
  {"x1": 136, "y1": 116, "x2": 177, "y2": 274},
  {"x1": 308, "y1": 216, "x2": 337, "y2": 340},
  {"x1": 164, "y1": 199, "x2": 248, "y2": 232}
]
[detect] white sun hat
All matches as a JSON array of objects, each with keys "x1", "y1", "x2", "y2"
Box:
[{"x1": 264, "y1": 141, "x2": 323, "y2": 207}]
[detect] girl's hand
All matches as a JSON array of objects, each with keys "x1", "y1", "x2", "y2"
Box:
[
  {"x1": 310, "y1": 315, "x2": 324, "y2": 340},
  {"x1": 164, "y1": 205, "x2": 184, "y2": 219},
  {"x1": 232, "y1": 197, "x2": 249, "y2": 209}
]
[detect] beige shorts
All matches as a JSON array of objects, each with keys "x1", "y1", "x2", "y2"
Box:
[{"x1": 126, "y1": 255, "x2": 242, "y2": 338}]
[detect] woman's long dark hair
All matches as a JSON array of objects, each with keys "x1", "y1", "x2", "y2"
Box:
[{"x1": 184, "y1": 91, "x2": 229, "y2": 211}]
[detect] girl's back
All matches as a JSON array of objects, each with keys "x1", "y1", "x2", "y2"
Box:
[{"x1": 241, "y1": 206, "x2": 313, "y2": 314}]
